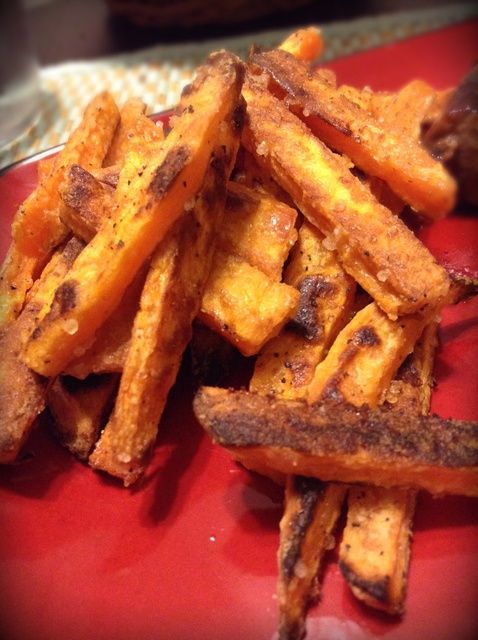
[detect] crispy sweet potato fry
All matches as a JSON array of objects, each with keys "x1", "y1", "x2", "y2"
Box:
[
  {"x1": 219, "y1": 182, "x2": 298, "y2": 280},
  {"x1": 278, "y1": 477, "x2": 346, "y2": 640},
  {"x1": 0, "y1": 238, "x2": 84, "y2": 462},
  {"x1": 340, "y1": 486, "x2": 416, "y2": 614},
  {"x1": 250, "y1": 220, "x2": 353, "y2": 638},
  {"x1": 251, "y1": 50, "x2": 456, "y2": 219},
  {"x1": 339, "y1": 323, "x2": 438, "y2": 614},
  {"x1": 199, "y1": 250, "x2": 299, "y2": 357},
  {"x1": 60, "y1": 165, "x2": 115, "y2": 242},
  {"x1": 242, "y1": 76, "x2": 451, "y2": 319},
  {"x1": 48, "y1": 374, "x2": 118, "y2": 459},
  {"x1": 0, "y1": 93, "x2": 119, "y2": 326},
  {"x1": 251, "y1": 221, "x2": 355, "y2": 396},
  {"x1": 279, "y1": 27, "x2": 324, "y2": 62},
  {"x1": 306, "y1": 302, "x2": 427, "y2": 406},
  {"x1": 194, "y1": 387, "x2": 478, "y2": 497},
  {"x1": 23, "y1": 52, "x2": 245, "y2": 377},
  {"x1": 89, "y1": 99, "x2": 244, "y2": 485}
]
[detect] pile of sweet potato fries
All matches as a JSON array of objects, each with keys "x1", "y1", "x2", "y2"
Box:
[{"x1": 1, "y1": 27, "x2": 477, "y2": 640}]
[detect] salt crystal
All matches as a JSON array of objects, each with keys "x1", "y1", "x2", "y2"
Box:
[
  {"x1": 117, "y1": 452, "x2": 132, "y2": 463},
  {"x1": 184, "y1": 197, "x2": 196, "y2": 212},
  {"x1": 256, "y1": 141, "x2": 268, "y2": 156},
  {"x1": 63, "y1": 318, "x2": 78, "y2": 335},
  {"x1": 377, "y1": 269, "x2": 390, "y2": 282},
  {"x1": 294, "y1": 560, "x2": 308, "y2": 579},
  {"x1": 322, "y1": 235, "x2": 336, "y2": 251}
]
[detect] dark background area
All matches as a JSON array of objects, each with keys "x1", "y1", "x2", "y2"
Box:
[{"x1": 25, "y1": 0, "x2": 459, "y2": 65}]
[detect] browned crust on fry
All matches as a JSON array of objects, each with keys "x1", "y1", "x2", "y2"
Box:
[
  {"x1": 242, "y1": 76, "x2": 451, "y2": 319},
  {"x1": 251, "y1": 49, "x2": 456, "y2": 219},
  {"x1": 148, "y1": 145, "x2": 191, "y2": 198},
  {"x1": 278, "y1": 478, "x2": 346, "y2": 640},
  {"x1": 23, "y1": 53, "x2": 245, "y2": 378},
  {"x1": 193, "y1": 387, "x2": 478, "y2": 496},
  {"x1": 0, "y1": 237, "x2": 84, "y2": 462},
  {"x1": 60, "y1": 165, "x2": 114, "y2": 242},
  {"x1": 48, "y1": 374, "x2": 118, "y2": 459}
]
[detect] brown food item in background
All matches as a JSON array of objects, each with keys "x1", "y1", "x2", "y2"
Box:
[{"x1": 422, "y1": 64, "x2": 478, "y2": 207}]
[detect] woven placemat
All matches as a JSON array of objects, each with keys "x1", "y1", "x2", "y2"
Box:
[{"x1": 1, "y1": 3, "x2": 476, "y2": 169}]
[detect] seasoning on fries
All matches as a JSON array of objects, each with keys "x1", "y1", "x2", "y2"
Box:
[{"x1": 0, "y1": 25, "x2": 477, "y2": 640}]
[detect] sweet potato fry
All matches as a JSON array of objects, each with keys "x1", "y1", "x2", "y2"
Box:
[
  {"x1": 340, "y1": 486, "x2": 416, "y2": 614},
  {"x1": 251, "y1": 221, "x2": 355, "y2": 396},
  {"x1": 0, "y1": 238, "x2": 84, "y2": 462},
  {"x1": 0, "y1": 92, "x2": 119, "y2": 326},
  {"x1": 47, "y1": 374, "x2": 118, "y2": 459},
  {"x1": 89, "y1": 98, "x2": 244, "y2": 485},
  {"x1": 339, "y1": 323, "x2": 438, "y2": 614},
  {"x1": 250, "y1": 220, "x2": 353, "y2": 637},
  {"x1": 23, "y1": 52, "x2": 245, "y2": 377},
  {"x1": 277, "y1": 477, "x2": 346, "y2": 640},
  {"x1": 199, "y1": 250, "x2": 299, "y2": 357},
  {"x1": 194, "y1": 387, "x2": 478, "y2": 497},
  {"x1": 219, "y1": 182, "x2": 298, "y2": 280},
  {"x1": 279, "y1": 27, "x2": 324, "y2": 62},
  {"x1": 251, "y1": 49, "x2": 456, "y2": 219},
  {"x1": 242, "y1": 76, "x2": 451, "y2": 319},
  {"x1": 306, "y1": 302, "x2": 427, "y2": 406},
  {"x1": 60, "y1": 165, "x2": 115, "y2": 242}
]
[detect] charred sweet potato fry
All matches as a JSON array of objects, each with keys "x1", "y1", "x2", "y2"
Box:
[
  {"x1": 340, "y1": 486, "x2": 416, "y2": 615},
  {"x1": 306, "y1": 302, "x2": 427, "y2": 406},
  {"x1": 218, "y1": 181, "x2": 298, "y2": 280},
  {"x1": 0, "y1": 93, "x2": 119, "y2": 326},
  {"x1": 251, "y1": 221, "x2": 355, "y2": 397},
  {"x1": 194, "y1": 387, "x2": 478, "y2": 497},
  {"x1": 278, "y1": 477, "x2": 346, "y2": 640},
  {"x1": 0, "y1": 237, "x2": 84, "y2": 462},
  {"x1": 89, "y1": 100, "x2": 244, "y2": 486},
  {"x1": 199, "y1": 251, "x2": 299, "y2": 357},
  {"x1": 339, "y1": 323, "x2": 438, "y2": 615},
  {"x1": 48, "y1": 374, "x2": 118, "y2": 460},
  {"x1": 251, "y1": 49, "x2": 456, "y2": 219},
  {"x1": 250, "y1": 220, "x2": 353, "y2": 638},
  {"x1": 60, "y1": 165, "x2": 115, "y2": 242},
  {"x1": 242, "y1": 76, "x2": 451, "y2": 319},
  {"x1": 23, "y1": 52, "x2": 245, "y2": 378}
]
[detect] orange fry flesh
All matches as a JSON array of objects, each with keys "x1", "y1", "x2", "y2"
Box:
[
  {"x1": 242, "y1": 76, "x2": 451, "y2": 320},
  {"x1": 279, "y1": 26, "x2": 324, "y2": 62},
  {"x1": 89, "y1": 97, "x2": 244, "y2": 485},
  {"x1": 251, "y1": 49, "x2": 456, "y2": 219},
  {"x1": 0, "y1": 93, "x2": 119, "y2": 326},
  {"x1": 22, "y1": 52, "x2": 245, "y2": 378}
]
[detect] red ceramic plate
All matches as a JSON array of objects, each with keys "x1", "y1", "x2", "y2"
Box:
[{"x1": 1, "y1": 21, "x2": 478, "y2": 640}]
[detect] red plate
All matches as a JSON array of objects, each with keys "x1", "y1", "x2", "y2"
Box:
[{"x1": 1, "y1": 21, "x2": 478, "y2": 640}]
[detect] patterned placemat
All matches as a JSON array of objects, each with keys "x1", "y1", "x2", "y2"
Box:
[{"x1": 1, "y1": 3, "x2": 476, "y2": 169}]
